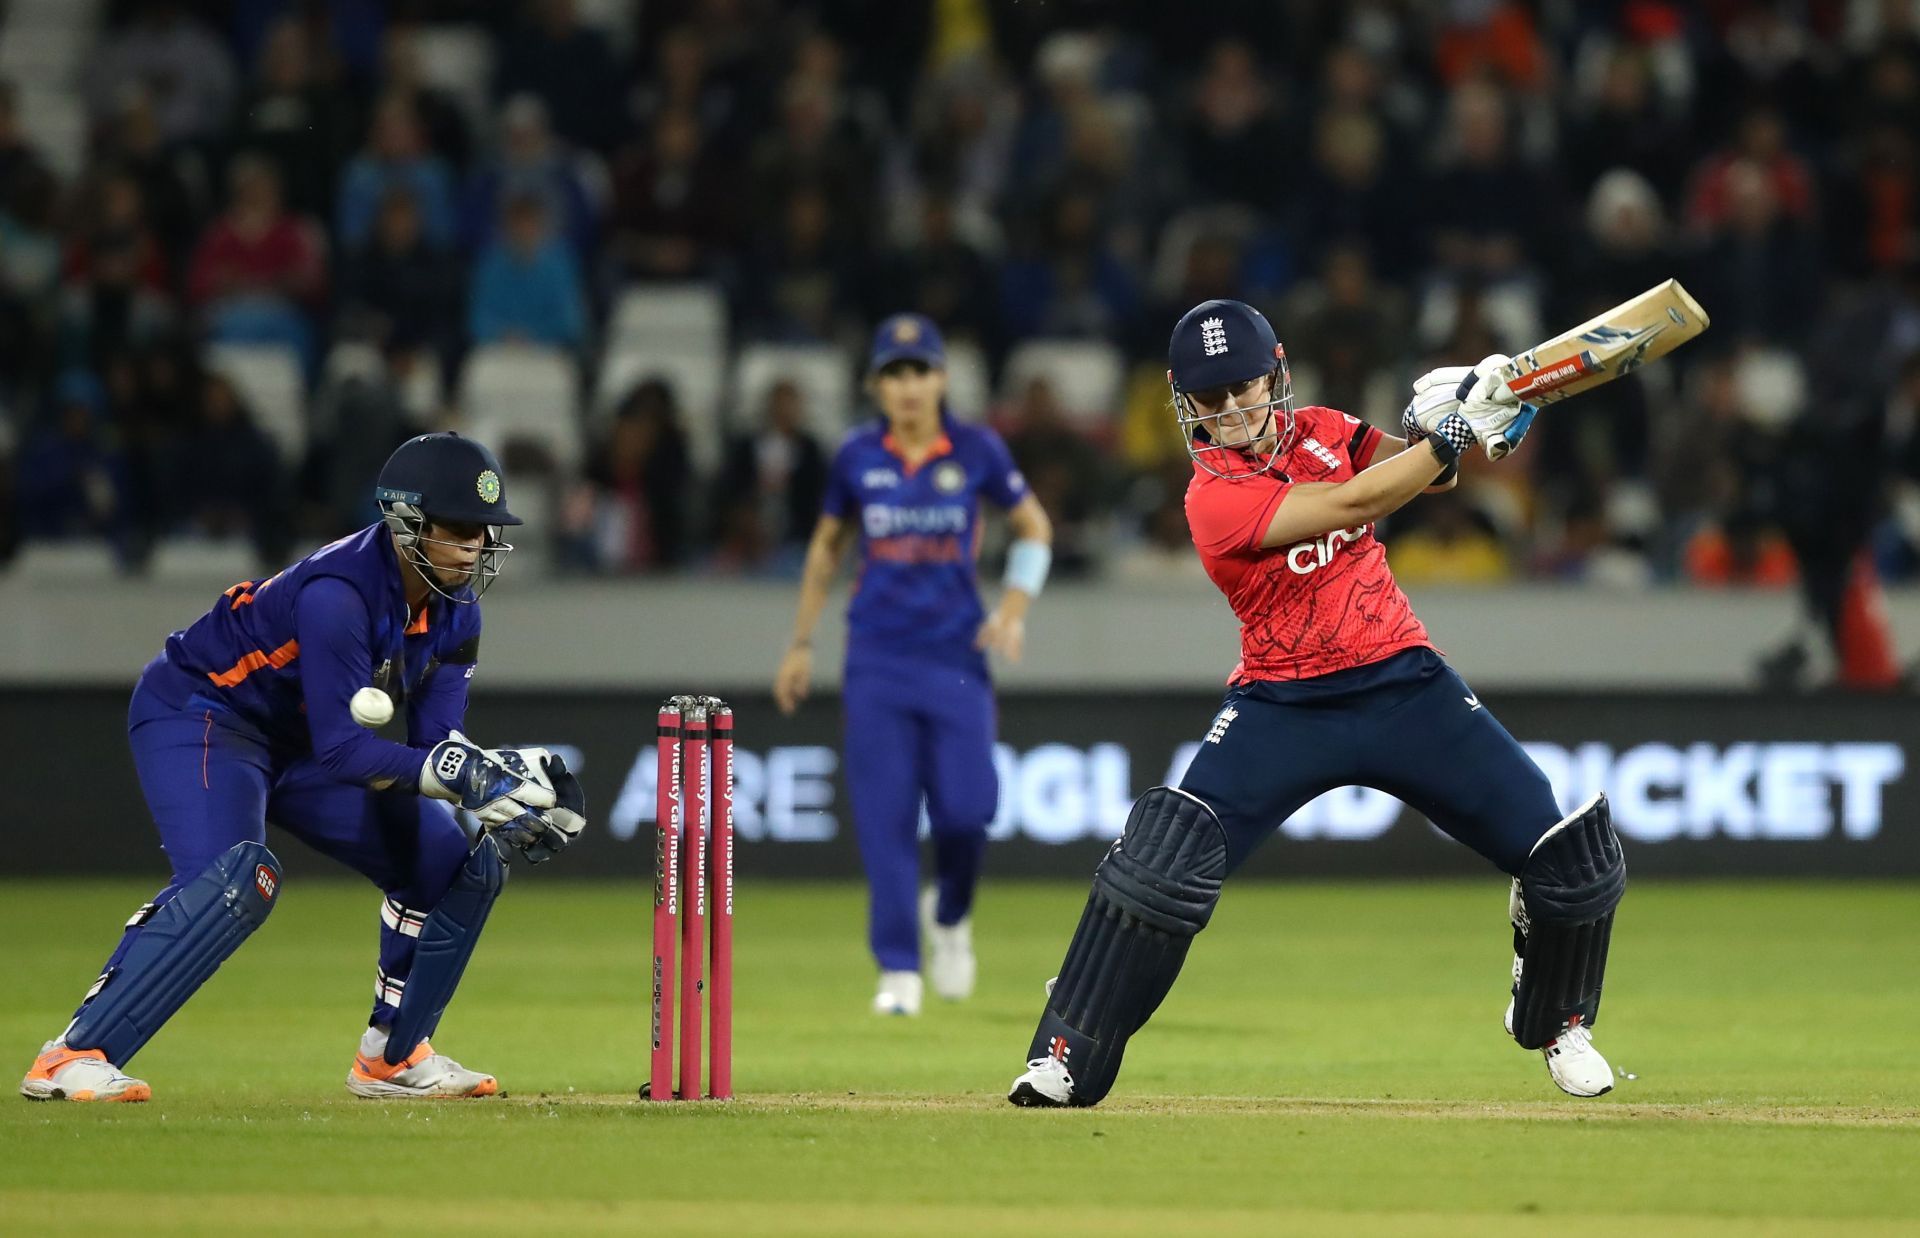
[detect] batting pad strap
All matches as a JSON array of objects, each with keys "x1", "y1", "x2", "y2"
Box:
[
  {"x1": 63, "y1": 841, "x2": 281, "y2": 1066},
  {"x1": 385, "y1": 835, "x2": 506, "y2": 1064},
  {"x1": 375, "y1": 967, "x2": 407, "y2": 1009},
  {"x1": 381, "y1": 896, "x2": 427, "y2": 938}
]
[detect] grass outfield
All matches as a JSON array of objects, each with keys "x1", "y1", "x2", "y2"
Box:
[{"x1": 1, "y1": 877, "x2": 1915, "y2": 1235}]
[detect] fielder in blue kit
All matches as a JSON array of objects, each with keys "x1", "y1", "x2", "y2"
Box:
[
  {"x1": 776, "y1": 314, "x2": 1054, "y2": 1016},
  {"x1": 20, "y1": 433, "x2": 586, "y2": 1103}
]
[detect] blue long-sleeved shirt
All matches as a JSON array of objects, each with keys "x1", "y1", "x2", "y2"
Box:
[
  {"x1": 155, "y1": 523, "x2": 480, "y2": 789},
  {"x1": 335, "y1": 156, "x2": 459, "y2": 250},
  {"x1": 467, "y1": 237, "x2": 586, "y2": 347}
]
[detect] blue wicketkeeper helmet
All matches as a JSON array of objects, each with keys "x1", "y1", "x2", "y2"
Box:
[{"x1": 375, "y1": 432, "x2": 519, "y2": 602}]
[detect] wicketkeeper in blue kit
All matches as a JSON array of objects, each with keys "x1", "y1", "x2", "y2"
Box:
[
  {"x1": 20, "y1": 432, "x2": 587, "y2": 1103},
  {"x1": 775, "y1": 314, "x2": 1053, "y2": 1016}
]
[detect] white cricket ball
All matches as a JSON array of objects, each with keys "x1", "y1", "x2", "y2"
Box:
[{"x1": 350, "y1": 687, "x2": 395, "y2": 729}]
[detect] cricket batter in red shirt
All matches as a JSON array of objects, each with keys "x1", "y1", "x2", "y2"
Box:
[{"x1": 1008, "y1": 299, "x2": 1626, "y2": 1107}]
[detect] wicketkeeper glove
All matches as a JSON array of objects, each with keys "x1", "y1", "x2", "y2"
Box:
[
  {"x1": 489, "y1": 749, "x2": 588, "y2": 864},
  {"x1": 419, "y1": 731, "x2": 557, "y2": 826}
]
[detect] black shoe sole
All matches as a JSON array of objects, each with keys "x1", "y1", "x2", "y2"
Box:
[{"x1": 1008, "y1": 1080, "x2": 1068, "y2": 1108}]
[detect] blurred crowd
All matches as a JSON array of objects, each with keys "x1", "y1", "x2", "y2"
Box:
[{"x1": 2, "y1": 0, "x2": 1920, "y2": 614}]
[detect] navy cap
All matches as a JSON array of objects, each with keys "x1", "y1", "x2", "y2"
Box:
[
  {"x1": 868, "y1": 313, "x2": 946, "y2": 372},
  {"x1": 376, "y1": 432, "x2": 523, "y2": 526},
  {"x1": 1168, "y1": 299, "x2": 1281, "y2": 393}
]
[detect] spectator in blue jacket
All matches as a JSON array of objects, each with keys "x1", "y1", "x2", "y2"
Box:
[
  {"x1": 467, "y1": 192, "x2": 587, "y2": 349},
  {"x1": 16, "y1": 370, "x2": 131, "y2": 548},
  {"x1": 337, "y1": 94, "x2": 458, "y2": 251}
]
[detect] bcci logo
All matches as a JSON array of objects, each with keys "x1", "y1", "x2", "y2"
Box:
[
  {"x1": 1200, "y1": 317, "x2": 1229, "y2": 356},
  {"x1": 476, "y1": 469, "x2": 502, "y2": 504},
  {"x1": 933, "y1": 461, "x2": 967, "y2": 494}
]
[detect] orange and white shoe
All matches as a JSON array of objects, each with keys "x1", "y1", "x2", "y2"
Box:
[
  {"x1": 20, "y1": 1040, "x2": 151, "y2": 1103},
  {"x1": 347, "y1": 1031, "x2": 498, "y2": 1099}
]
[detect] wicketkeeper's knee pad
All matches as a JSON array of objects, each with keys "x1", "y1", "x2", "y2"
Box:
[
  {"x1": 1030, "y1": 787, "x2": 1227, "y2": 1105},
  {"x1": 1511, "y1": 794, "x2": 1625, "y2": 1049},
  {"x1": 386, "y1": 834, "x2": 507, "y2": 1063},
  {"x1": 64, "y1": 841, "x2": 282, "y2": 1065}
]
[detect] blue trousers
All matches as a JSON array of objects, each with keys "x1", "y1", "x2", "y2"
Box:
[
  {"x1": 83, "y1": 663, "x2": 472, "y2": 1028},
  {"x1": 842, "y1": 652, "x2": 999, "y2": 972},
  {"x1": 1178, "y1": 649, "x2": 1562, "y2": 876}
]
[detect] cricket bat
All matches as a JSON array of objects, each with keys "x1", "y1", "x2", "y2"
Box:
[{"x1": 1487, "y1": 278, "x2": 1710, "y2": 459}]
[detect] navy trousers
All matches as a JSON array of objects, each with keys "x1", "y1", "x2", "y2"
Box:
[
  {"x1": 842, "y1": 649, "x2": 999, "y2": 972},
  {"x1": 1177, "y1": 648, "x2": 1561, "y2": 876},
  {"x1": 82, "y1": 660, "x2": 473, "y2": 1028}
]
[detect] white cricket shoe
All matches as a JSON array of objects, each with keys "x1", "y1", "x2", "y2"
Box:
[
  {"x1": 1541, "y1": 1020, "x2": 1614, "y2": 1097},
  {"x1": 19, "y1": 1041, "x2": 150, "y2": 1103},
  {"x1": 872, "y1": 970, "x2": 923, "y2": 1017},
  {"x1": 346, "y1": 1029, "x2": 498, "y2": 1098},
  {"x1": 920, "y1": 888, "x2": 976, "y2": 1001},
  {"x1": 1008, "y1": 1055, "x2": 1074, "y2": 1107}
]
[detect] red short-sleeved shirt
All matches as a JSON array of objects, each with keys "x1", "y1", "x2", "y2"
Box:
[{"x1": 1184, "y1": 405, "x2": 1433, "y2": 685}]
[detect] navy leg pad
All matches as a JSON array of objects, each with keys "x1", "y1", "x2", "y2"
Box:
[
  {"x1": 64, "y1": 841, "x2": 281, "y2": 1066},
  {"x1": 386, "y1": 835, "x2": 506, "y2": 1063},
  {"x1": 1512, "y1": 794, "x2": 1625, "y2": 1049},
  {"x1": 1028, "y1": 787, "x2": 1227, "y2": 1105}
]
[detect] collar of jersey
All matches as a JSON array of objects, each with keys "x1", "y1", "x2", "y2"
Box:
[
  {"x1": 881, "y1": 428, "x2": 954, "y2": 477},
  {"x1": 373, "y1": 523, "x2": 432, "y2": 636}
]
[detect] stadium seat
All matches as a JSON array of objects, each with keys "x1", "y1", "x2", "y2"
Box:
[
  {"x1": 607, "y1": 283, "x2": 729, "y2": 355},
  {"x1": 497, "y1": 476, "x2": 554, "y2": 576},
  {"x1": 733, "y1": 344, "x2": 857, "y2": 443},
  {"x1": 411, "y1": 25, "x2": 493, "y2": 129},
  {"x1": 204, "y1": 343, "x2": 307, "y2": 465},
  {"x1": 0, "y1": 1, "x2": 96, "y2": 93},
  {"x1": 1148, "y1": 205, "x2": 1263, "y2": 302},
  {"x1": 594, "y1": 346, "x2": 726, "y2": 474},
  {"x1": 571, "y1": 0, "x2": 638, "y2": 49},
  {"x1": 942, "y1": 339, "x2": 992, "y2": 423},
  {"x1": 1414, "y1": 280, "x2": 1543, "y2": 357},
  {"x1": 1000, "y1": 339, "x2": 1126, "y2": 431},
  {"x1": 11, "y1": 87, "x2": 88, "y2": 179},
  {"x1": 458, "y1": 344, "x2": 581, "y2": 473},
  {"x1": 323, "y1": 341, "x2": 385, "y2": 386}
]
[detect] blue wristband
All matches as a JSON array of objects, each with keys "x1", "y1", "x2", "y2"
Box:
[{"x1": 1004, "y1": 538, "x2": 1052, "y2": 597}]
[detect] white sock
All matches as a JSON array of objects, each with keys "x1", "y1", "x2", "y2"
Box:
[{"x1": 359, "y1": 1024, "x2": 391, "y2": 1057}]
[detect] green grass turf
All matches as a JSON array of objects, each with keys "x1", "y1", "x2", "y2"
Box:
[{"x1": 0, "y1": 878, "x2": 1914, "y2": 1235}]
